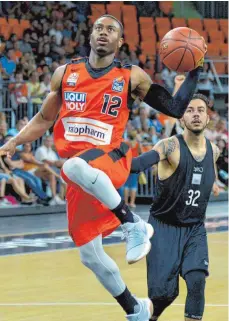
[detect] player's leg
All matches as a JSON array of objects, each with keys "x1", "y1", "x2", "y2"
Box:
[
  {"x1": 61, "y1": 146, "x2": 135, "y2": 223},
  {"x1": 181, "y1": 223, "x2": 209, "y2": 321},
  {"x1": 147, "y1": 217, "x2": 181, "y2": 320},
  {"x1": 79, "y1": 234, "x2": 153, "y2": 320},
  {"x1": 184, "y1": 270, "x2": 206, "y2": 321},
  {"x1": 62, "y1": 144, "x2": 154, "y2": 264}
]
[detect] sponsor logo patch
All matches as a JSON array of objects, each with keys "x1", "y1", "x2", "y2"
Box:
[
  {"x1": 66, "y1": 73, "x2": 79, "y2": 86},
  {"x1": 62, "y1": 117, "x2": 113, "y2": 145},
  {"x1": 112, "y1": 76, "x2": 125, "y2": 92},
  {"x1": 64, "y1": 91, "x2": 86, "y2": 112},
  {"x1": 192, "y1": 173, "x2": 202, "y2": 185}
]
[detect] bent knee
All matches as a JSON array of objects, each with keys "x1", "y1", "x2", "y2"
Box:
[{"x1": 185, "y1": 270, "x2": 206, "y2": 292}]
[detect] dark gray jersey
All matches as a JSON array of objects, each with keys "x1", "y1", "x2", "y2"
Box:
[{"x1": 150, "y1": 135, "x2": 215, "y2": 225}]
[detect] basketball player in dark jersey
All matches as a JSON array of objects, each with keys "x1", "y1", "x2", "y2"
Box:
[
  {"x1": 0, "y1": 15, "x2": 207, "y2": 321},
  {"x1": 145, "y1": 93, "x2": 220, "y2": 321}
]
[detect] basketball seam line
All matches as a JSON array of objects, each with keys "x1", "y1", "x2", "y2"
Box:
[
  {"x1": 188, "y1": 47, "x2": 196, "y2": 69},
  {"x1": 162, "y1": 46, "x2": 190, "y2": 61},
  {"x1": 175, "y1": 29, "x2": 192, "y2": 71},
  {"x1": 161, "y1": 38, "x2": 187, "y2": 43},
  {"x1": 189, "y1": 42, "x2": 205, "y2": 54},
  {"x1": 177, "y1": 30, "x2": 202, "y2": 40}
]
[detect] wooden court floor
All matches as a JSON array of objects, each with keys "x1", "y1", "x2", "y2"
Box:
[{"x1": 0, "y1": 232, "x2": 228, "y2": 321}]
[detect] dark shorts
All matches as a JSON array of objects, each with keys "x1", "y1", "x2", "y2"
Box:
[{"x1": 147, "y1": 216, "x2": 209, "y2": 300}]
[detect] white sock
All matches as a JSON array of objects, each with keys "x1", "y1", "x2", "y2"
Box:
[{"x1": 62, "y1": 157, "x2": 121, "y2": 209}]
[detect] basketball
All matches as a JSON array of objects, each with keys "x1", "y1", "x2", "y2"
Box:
[{"x1": 159, "y1": 27, "x2": 206, "y2": 72}]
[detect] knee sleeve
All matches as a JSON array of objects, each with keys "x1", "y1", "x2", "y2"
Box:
[
  {"x1": 184, "y1": 270, "x2": 206, "y2": 320},
  {"x1": 62, "y1": 157, "x2": 98, "y2": 190},
  {"x1": 151, "y1": 297, "x2": 176, "y2": 319}
]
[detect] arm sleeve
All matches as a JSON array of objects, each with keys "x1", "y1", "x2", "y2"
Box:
[
  {"x1": 130, "y1": 150, "x2": 160, "y2": 173},
  {"x1": 143, "y1": 67, "x2": 202, "y2": 119}
]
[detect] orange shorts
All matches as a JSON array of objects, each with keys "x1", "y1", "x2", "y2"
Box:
[{"x1": 62, "y1": 142, "x2": 132, "y2": 247}]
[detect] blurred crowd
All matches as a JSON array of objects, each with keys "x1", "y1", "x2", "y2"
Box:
[{"x1": 0, "y1": 2, "x2": 228, "y2": 207}]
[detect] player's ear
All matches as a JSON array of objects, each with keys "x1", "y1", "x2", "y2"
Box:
[
  {"x1": 179, "y1": 118, "x2": 185, "y2": 129},
  {"x1": 118, "y1": 37, "x2": 123, "y2": 49}
]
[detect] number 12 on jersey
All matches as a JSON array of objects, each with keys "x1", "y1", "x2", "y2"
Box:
[
  {"x1": 185, "y1": 189, "x2": 201, "y2": 207},
  {"x1": 101, "y1": 94, "x2": 122, "y2": 117}
]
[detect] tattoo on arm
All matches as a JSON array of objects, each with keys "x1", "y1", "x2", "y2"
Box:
[{"x1": 167, "y1": 138, "x2": 176, "y2": 156}]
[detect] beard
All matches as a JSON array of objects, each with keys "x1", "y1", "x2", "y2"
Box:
[{"x1": 183, "y1": 120, "x2": 208, "y2": 135}]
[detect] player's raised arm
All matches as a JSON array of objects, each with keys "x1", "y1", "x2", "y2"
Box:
[
  {"x1": 130, "y1": 64, "x2": 203, "y2": 119},
  {"x1": 0, "y1": 65, "x2": 65, "y2": 157}
]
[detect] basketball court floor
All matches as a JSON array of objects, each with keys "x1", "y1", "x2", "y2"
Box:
[{"x1": 0, "y1": 202, "x2": 228, "y2": 321}]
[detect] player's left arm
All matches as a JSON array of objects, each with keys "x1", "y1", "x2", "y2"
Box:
[
  {"x1": 211, "y1": 143, "x2": 221, "y2": 197},
  {"x1": 130, "y1": 64, "x2": 203, "y2": 119}
]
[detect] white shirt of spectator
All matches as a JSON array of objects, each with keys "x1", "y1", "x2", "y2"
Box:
[
  {"x1": 49, "y1": 29, "x2": 63, "y2": 46},
  {"x1": 35, "y1": 145, "x2": 59, "y2": 162}
]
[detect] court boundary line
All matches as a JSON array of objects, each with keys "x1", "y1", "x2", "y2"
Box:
[{"x1": 0, "y1": 302, "x2": 228, "y2": 307}]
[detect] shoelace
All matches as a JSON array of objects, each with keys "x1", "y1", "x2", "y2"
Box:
[{"x1": 121, "y1": 224, "x2": 144, "y2": 243}]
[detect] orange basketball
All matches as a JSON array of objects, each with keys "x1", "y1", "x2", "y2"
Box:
[{"x1": 159, "y1": 27, "x2": 206, "y2": 72}]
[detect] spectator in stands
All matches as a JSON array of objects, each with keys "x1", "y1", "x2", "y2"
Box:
[
  {"x1": 27, "y1": 71, "x2": 43, "y2": 104},
  {"x1": 143, "y1": 59, "x2": 155, "y2": 79},
  {"x1": 70, "y1": 8, "x2": 86, "y2": 24},
  {"x1": 35, "y1": 135, "x2": 66, "y2": 204},
  {"x1": 215, "y1": 118, "x2": 228, "y2": 142},
  {"x1": 0, "y1": 112, "x2": 6, "y2": 123},
  {"x1": 75, "y1": 21, "x2": 89, "y2": 42},
  {"x1": 7, "y1": 118, "x2": 26, "y2": 151},
  {"x1": 161, "y1": 66, "x2": 177, "y2": 93},
  {"x1": 0, "y1": 48, "x2": 16, "y2": 79},
  {"x1": 62, "y1": 37, "x2": 75, "y2": 58},
  {"x1": 49, "y1": 21, "x2": 64, "y2": 46},
  {"x1": 3, "y1": 135, "x2": 52, "y2": 205},
  {"x1": 6, "y1": 33, "x2": 18, "y2": 50},
  {"x1": 62, "y1": 20, "x2": 74, "y2": 39},
  {"x1": 20, "y1": 142, "x2": 66, "y2": 205},
  {"x1": 198, "y1": 63, "x2": 214, "y2": 99},
  {"x1": 0, "y1": 157, "x2": 35, "y2": 206},
  {"x1": 216, "y1": 138, "x2": 228, "y2": 186},
  {"x1": 39, "y1": 73, "x2": 51, "y2": 99},
  {"x1": 8, "y1": 71, "x2": 28, "y2": 107},
  {"x1": 50, "y1": 35, "x2": 65, "y2": 60},
  {"x1": 28, "y1": 31, "x2": 39, "y2": 55},
  {"x1": 119, "y1": 51, "x2": 131, "y2": 64},
  {"x1": 124, "y1": 131, "x2": 142, "y2": 208},
  {"x1": 132, "y1": 106, "x2": 153, "y2": 134},
  {"x1": 12, "y1": 41, "x2": 23, "y2": 62},
  {"x1": 50, "y1": 61, "x2": 59, "y2": 73},
  {"x1": 129, "y1": 51, "x2": 140, "y2": 66},
  {"x1": 75, "y1": 34, "x2": 89, "y2": 57},
  {"x1": 0, "y1": 120, "x2": 7, "y2": 145},
  {"x1": 19, "y1": 32, "x2": 33, "y2": 54},
  {"x1": 38, "y1": 43, "x2": 53, "y2": 66}
]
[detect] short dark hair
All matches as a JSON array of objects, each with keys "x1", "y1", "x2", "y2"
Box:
[
  {"x1": 95, "y1": 14, "x2": 124, "y2": 36},
  {"x1": 191, "y1": 93, "x2": 210, "y2": 108}
]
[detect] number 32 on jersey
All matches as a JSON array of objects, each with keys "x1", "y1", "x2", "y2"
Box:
[
  {"x1": 185, "y1": 189, "x2": 201, "y2": 207},
  {"x1": 101, "y1": 94, "x2": 122, "y2": 117}
]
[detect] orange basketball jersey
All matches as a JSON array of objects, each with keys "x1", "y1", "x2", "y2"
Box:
[{"x1": 54, "y1": 58, "x2": 132, "y2": 158}]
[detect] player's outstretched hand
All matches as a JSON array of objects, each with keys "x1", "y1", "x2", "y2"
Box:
[
  {"x1": 0, "y1": 140, "x2": 17, "y2": 158},
  {"x1": 212, "y1": 182, "x2": 220, "y2": 197},
  {"x1": 196, "y1": 37, "x2": 207, "y2": 68}
]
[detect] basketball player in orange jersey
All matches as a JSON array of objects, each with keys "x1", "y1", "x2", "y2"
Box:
[{"x1": 0, "y1": 15, "x2": 206, "y2": 320}]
